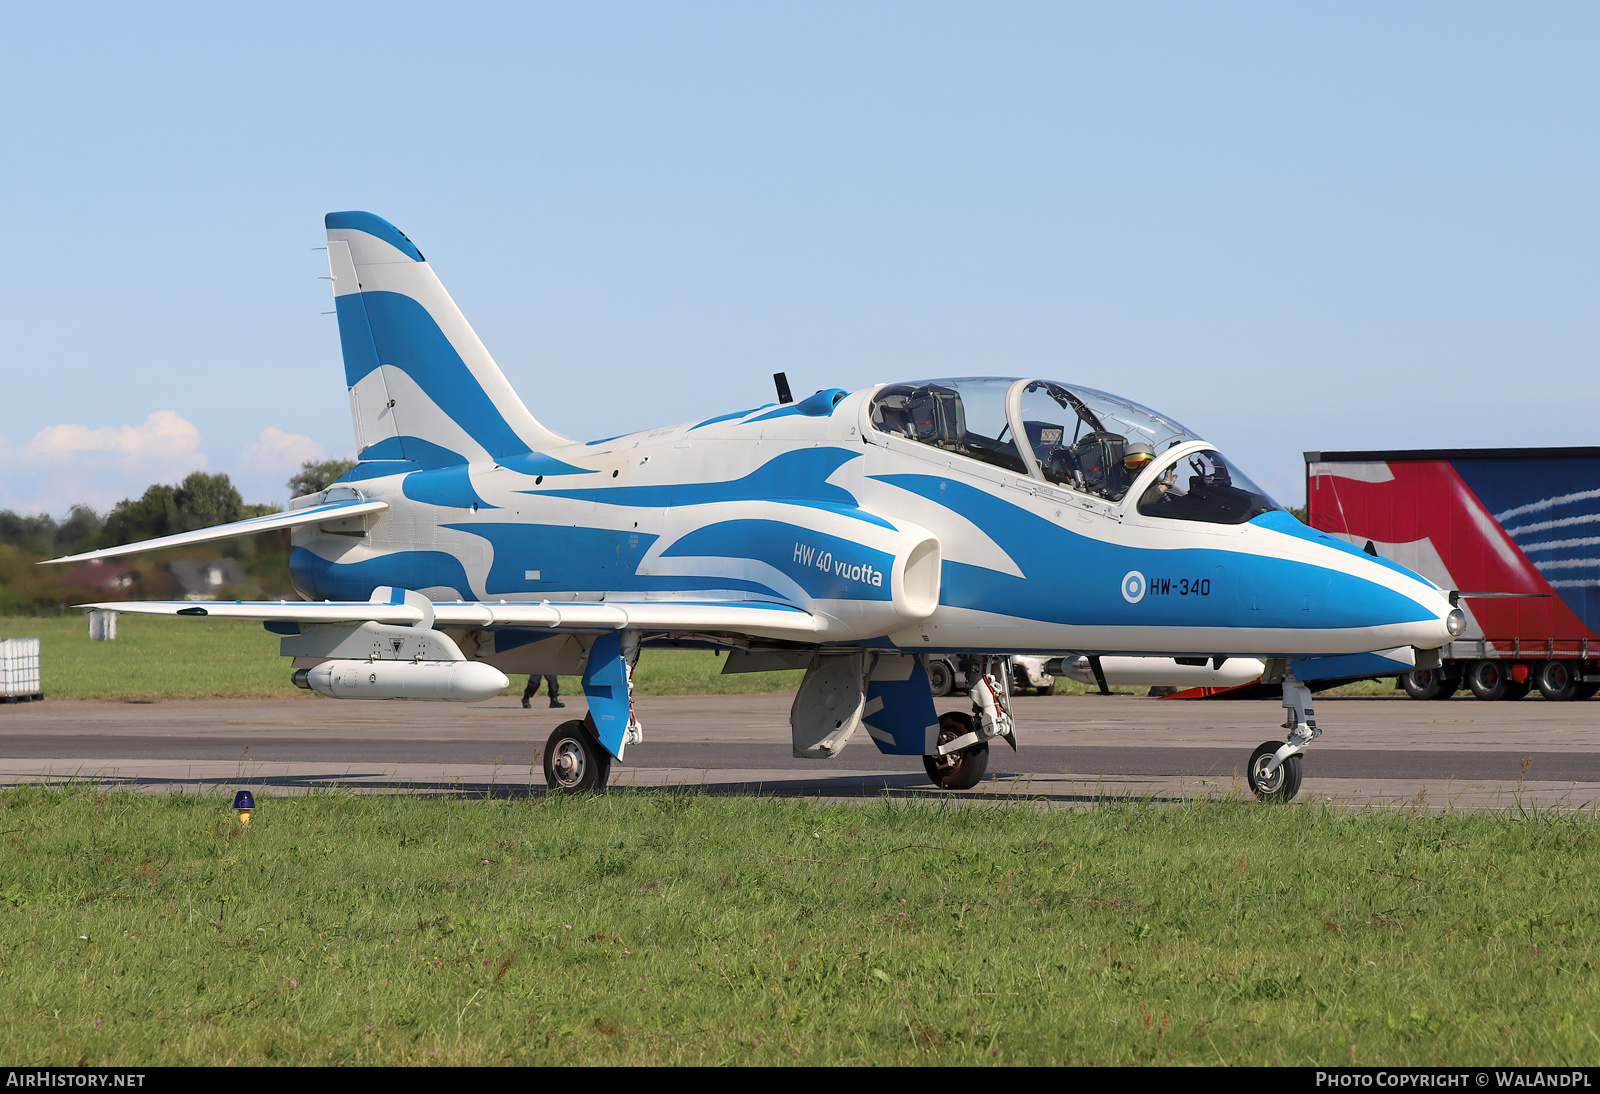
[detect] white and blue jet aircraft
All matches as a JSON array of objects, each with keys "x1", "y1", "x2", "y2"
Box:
[{"x1": 51, "y1": 212, "x2": 1466, "y2": 801}]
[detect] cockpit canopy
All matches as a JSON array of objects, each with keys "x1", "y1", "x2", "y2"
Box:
[{"x1": 869, "y1": 377, "x2": 1280, "y2": 523}]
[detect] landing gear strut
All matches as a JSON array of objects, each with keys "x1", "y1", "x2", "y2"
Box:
[{"x1": 1248, "y1": 671, "x2": 1318, "y2": 803}]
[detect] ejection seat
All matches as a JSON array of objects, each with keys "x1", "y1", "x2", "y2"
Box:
[{"x1": 1022, "y1": 420, "x2": 1065, "y2": 463}]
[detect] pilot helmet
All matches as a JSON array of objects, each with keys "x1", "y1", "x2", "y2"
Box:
[{"x1": 1122, "y1": 442, "x2": 1155, "y2": 474}]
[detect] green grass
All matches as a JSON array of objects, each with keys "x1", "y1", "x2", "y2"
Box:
[
  {"x1": 0, "y1": 613, "x2": 1416, "y2": 702},
  {"x1": 629, "y1": 653, "x2": 801, "y2": 695},
  {"x1": 0, "y1": 616, "x2": 807, "y2": 700},
  {"x1": 0, "y1": 615, "x2": 1127, "y2": 701},
  {"x1": 2, "y1": 788, "x2": 1596, "y2": 1065},
  {"x1": 0, "y1": 615, "x2": 305, "y2": 700}
]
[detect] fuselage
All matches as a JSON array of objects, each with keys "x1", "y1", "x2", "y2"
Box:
[{"x1": 289, "y1": 379, "x2": 1457, "y2": 661}]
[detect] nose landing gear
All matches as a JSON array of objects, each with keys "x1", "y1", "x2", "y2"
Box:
[{"x1": 1247, "y1": 670, "x2": 1318, "y2": 802}]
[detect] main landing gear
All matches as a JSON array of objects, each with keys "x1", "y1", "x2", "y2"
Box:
[
  {"x1": 543, "y1": 717, "x2": 612, "y2": 793},
  {"x1": 542, "y1": 631, "x2": 642, "y2": 795},
  {"x1": 925, "y1": 657, "x2": 1016, "y2": 790},
  {"x1": 924, "y1": 712, "x2": 989, "y2": 789},
  {"x1": 1247, "y1": 670, "x2": 1318, "y2": 803}
]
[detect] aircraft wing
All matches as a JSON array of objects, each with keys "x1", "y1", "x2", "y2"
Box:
[
  {"x1": 77, "y1": 598, "x2": 824, "y2": 640},
  {"x1": 42, "y1": 498, "x2": 390, "y2": 565},
  {"x1": 431, "y1": 601, "x2": 821, "y2": 637}
]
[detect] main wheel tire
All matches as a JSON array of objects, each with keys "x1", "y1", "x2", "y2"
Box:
[
  {"x1": 1535, "y1": 660, "x2": 1581, "y2": 701},
  {"x1": 542, "y1": 719, "x2": 610, "y2": 793},
  {"x1": 927, "y1": 658, "x2": 955, "y2": 697},
  {"x1": 923, "y1": 711, "x2": 989, "y2": 790},
  {"x1": 1466, "y1": 660, "x2": 1510, "y2": 701},
  {"x1": 1247, "y1": 740, "x2": 1303, "y2": 802}
]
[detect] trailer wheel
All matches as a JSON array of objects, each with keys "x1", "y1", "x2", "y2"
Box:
[
  {"x1": 1466, "y1": 660, "x2": 1510, "y2": 701},
  {"x1": 1535, "y1": 660, "x2": 1580, "y2": 701},
  {"x1": 927, "y1": 658, "x2": 955, "y2": 697},
  {"x1": 1400, "y1": 668, "x2": 1457, "y2": 700},
  {"x1": 1575, "y1": 681, "x2": 1600, "y2": 700}
]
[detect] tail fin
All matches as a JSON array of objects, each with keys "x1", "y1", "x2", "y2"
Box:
[{"x1": 324, "y1": 211, "x2": 568, "y2": 465}]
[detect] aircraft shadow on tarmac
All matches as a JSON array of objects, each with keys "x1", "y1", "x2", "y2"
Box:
[{"x1": 13, "y1": 770, "x2": 1185, "y2": 805}]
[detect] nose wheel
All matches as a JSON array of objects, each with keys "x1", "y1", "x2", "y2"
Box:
[{"x1": 1247, "y1": 740, "x2": 1302, "y2": 801}]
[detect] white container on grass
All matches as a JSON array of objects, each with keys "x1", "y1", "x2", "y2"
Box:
[
  {"x1": 0, "y1": 637, "x2": 42, "y2": 699},
  {"x1": 88, "y1": 610, "x2": 117, "y2": 641}
]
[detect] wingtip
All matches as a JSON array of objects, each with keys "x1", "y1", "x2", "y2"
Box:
[{"x1": 39, "y1": 552, "x2": 86, "y2": 566}]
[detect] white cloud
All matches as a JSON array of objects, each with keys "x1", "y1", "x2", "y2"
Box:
[
  {"x1": 0, "y1": 417, "x2": 352, "y2": 516},
  {"x1": 0, "y1": 411, "x2": 209, "y2": 516},
  {"x1": 24, "y1": 410, "x2": 203, "y2": 463},
  {"x1": 239, "y1": 427, "x2": 325, "y2": 474},
  {"x1": 231, "y1": 427, "x2": 328, "y2": 505}
]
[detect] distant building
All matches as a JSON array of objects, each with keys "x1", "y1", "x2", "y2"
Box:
[
  {"x1": 167, "y1": 558, "x2": 257, "y2": 601},
  {"x1": 61, "y1": 560, "x2": 138, "y2": 594}
]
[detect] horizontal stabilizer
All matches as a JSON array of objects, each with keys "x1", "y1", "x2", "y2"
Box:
[
  {"x1": 74, "y1": 597, "x2": 822, "y2": 641},
  {"x1": 42, "y1": 498, "x2": 389, "y2": 565}
]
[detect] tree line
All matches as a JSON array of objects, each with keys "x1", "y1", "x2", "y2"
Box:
[
  {"x1": 0, "y1": 459, "x2": 357, "y2": 556},
  {"x1": 0, "y1": 458, "x2": 355, "y2": 612}
]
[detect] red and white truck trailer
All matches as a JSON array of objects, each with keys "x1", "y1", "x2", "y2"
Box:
[{"x1": 1305, "y1": 447, "x2": 1600, "y2": 701}]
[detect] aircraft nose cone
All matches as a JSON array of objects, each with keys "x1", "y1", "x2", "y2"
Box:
[
  {"x1": 1407, "y1": 585, "x2": 1460, "y2": 649},
  {"x1": 1343, "y1": 553, "x2": 1457, "y2": 652},
  {"x1": 1256, "y1": 514, "x2": 1459, "y2": 654}
]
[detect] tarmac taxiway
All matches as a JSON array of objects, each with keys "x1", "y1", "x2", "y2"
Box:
[{"x1": 1, "y1": 691, "x2": 1596, "y2": 811}]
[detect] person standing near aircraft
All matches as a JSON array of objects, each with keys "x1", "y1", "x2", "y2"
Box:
[{"x1": 522, "y1": 674, "x2": 563, "y2": 709}]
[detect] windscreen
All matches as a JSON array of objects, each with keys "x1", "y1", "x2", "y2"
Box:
[{"x1": 1137, "y1": 449, "x2": 1282, "y2": 525}]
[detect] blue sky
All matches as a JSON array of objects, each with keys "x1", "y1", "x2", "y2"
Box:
[{"x1": 1, "y1": 2, "x2": 1595, "y2": 514}]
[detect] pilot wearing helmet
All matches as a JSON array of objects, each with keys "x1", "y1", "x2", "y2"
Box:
[
  {"x1": 1122, "y1": 442, "x2": 1154, "y2": 474},
  {"x1": 1120, "y1": 442, "x2": 1155, "y2": 491}
]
